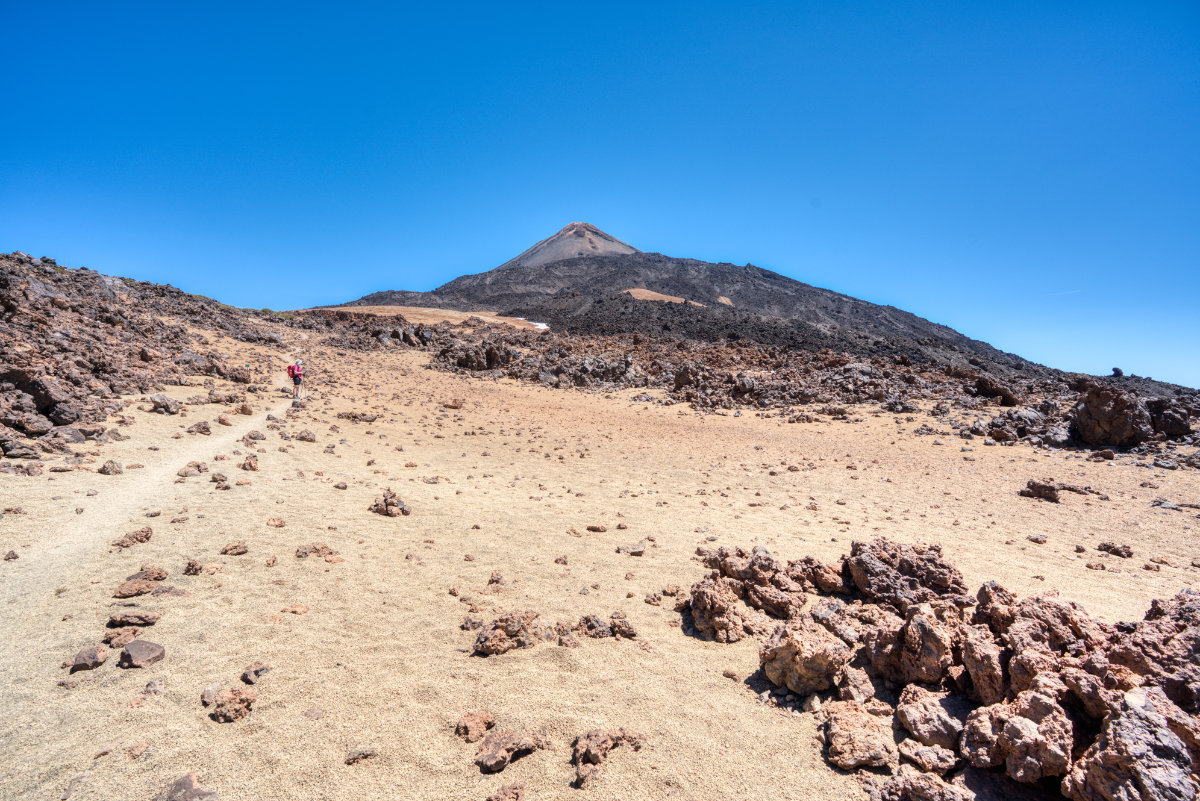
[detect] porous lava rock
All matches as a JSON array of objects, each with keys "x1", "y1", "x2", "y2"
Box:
[
  {"x1": 474, "y1": 729, "x2": 548, "y2": 773},
  {"x1": 846, "y1": 540, "x2": 972, "y2": 612},
  {"x1": 823, "y1": 700, "x2": 899, "y2": 770},
  {"x1": 571, "y1": 728, "x2": 644, "y2": 787},
  {"x1": 455, "y1": 711, "x2": 496, "y2": 743},
  {"x1": 759, "y1": 617, "x2": 853, "y2": 695},
  {"x1": 473, "y1": 611, "x2": 546, "y2": 656}
]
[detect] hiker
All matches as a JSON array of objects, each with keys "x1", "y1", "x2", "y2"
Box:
[{"x1": 287, "y1": 359, "x2": 304, "y2": 398}]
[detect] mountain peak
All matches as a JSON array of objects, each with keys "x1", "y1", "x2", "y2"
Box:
[{"x1": 497, "y1": 222, "x2": 639, "y2": 271}]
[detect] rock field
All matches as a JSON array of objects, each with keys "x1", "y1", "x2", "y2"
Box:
[{"x1": 1, "y1": 252, "x2": 1198, "y2": 800}]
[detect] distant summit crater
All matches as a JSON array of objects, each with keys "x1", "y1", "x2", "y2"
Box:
[{"x1": 497, "y1": 222, "x2": 639, "y2": 271}]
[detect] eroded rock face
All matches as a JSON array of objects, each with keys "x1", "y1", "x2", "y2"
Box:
[
  {"x1": 760, "y1": 618, "x2": 852, "y2": 695},
  {"x1": 474, "y1": 611, "x2": 545, "y2": 656},
  {"x1": 571, "y1": 728, "x2": 644, "y2": 788},
  {"x1": 961, "y1": 704, "x2": 1010, "y2": 769},
  {"x1": 1062, "y1": 687, "x2": 1199, "y2": 801},
  {"x1": 846, "y1": 540, "x2": 972, "y2": 612},
  {"x1": 999, "y1": 689, "x2": 1074, "y2": 783},
  {"x1": 823, "y1": 700, "x2": 898, "y2": 770},
  {"x1": 676, "y1": 537, "x2": 1200, "y2": 797},
  {"x1": 474, "y1": 730, "x2": 548, "y2": 773},
  {"x1": 898, "y1": 739, "x2": 958, "y2": 775},
  {"x1": 960, "y1": 624, "x2": 1008, "y2": 706}
]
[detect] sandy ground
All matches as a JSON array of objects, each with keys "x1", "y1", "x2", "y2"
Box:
[
  {"x1": 621, "y1": 288, "x2": 704, "y2": 307},
  {"x1": 1, "y1": 334, "x2": 1198, "y2": 801},
  {"x1": 307, "y1": 306, "x2": 546, "y2": 330}
]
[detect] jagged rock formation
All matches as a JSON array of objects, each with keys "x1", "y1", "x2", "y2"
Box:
[{"x1": 676, "y1": 539, "x2": 1200, "y2": 801}]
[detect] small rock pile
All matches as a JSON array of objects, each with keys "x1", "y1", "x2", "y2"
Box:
[{"x1": 369, "y1": 488, "x2": 411, "y2": 517}]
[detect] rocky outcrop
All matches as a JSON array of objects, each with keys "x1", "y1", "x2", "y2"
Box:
[{"x1": 677, "y1": 538, "x2": 1200, "y2": 800}]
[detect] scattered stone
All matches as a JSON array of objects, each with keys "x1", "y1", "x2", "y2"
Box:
[
  {"x1": 109, "y1": 611, "x2": 161, "y2": 627},
  {"x1": 474, "y1": 611, "x2": 544, "y2": 656},
  {"x1": 98, "y1": 460, "x2": 123, "y2": 475},
  {"x1": 485, "y1": 785, "x2": 524, "y2": 801},
  {"x1": 70, "y1": 646, "x2": 107, "y2": 672},
  {"x1": 1019, "y1": 480, "x2": 1060, "y2": 503},
  {"x1": 616, "y1": 539, "x2": 647, "y2": 556},
  {"x1": 240, "y1": 662, "x2": 270, "y2": 685},
  {"x1": 208, "y1": 687, "x2": 256, "y2": 722},
  {"x1": 112, "y1": 527, "x2": 153, "y2": 549},
  {"x1": 474, "y1": 729, "x2": 549, "y2": 773},
  {"x1": 118, "y1": 640, "x2": 165, "y2": 668},
  {"x1": 344, "y1": 748, "x2": 377, "y2": 765},
  {"x1": 1098, "y1": 542, "x2": 1133, "y2": 558},
  {"x1": 296, "y1": 543, "x2": 336, "y2": 559},
  {"x1": 455, "y1": 711, "x2": 496, "y2": 743},
  {"x1": 571, "y1": 728, "x2": 644, "y2": 787},
  {"x1": 219, "y1": 541, "x2": 248, "y2": 556}
]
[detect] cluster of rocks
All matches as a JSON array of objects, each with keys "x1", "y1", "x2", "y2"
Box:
[
  {"x1": 676, "y1": 539, "x2": 1200, "y2": 801},
  {"x1": 0, "y1": 252, "x2": 296, "y2": 468},
  {"x1": 420, "y1": 325, "x2": 1197, "y2": 457},
  {"x1": 3, "y1": 252, "x2": 1195, "y2": 475},
  {"x1": 368, "y1": 488, "x2": 411, "y2": 517},
  {"x1": 472, "y1": 609, "x2": 638, "y2": 656},
  {"x1": 455, "y1": 711, "x2": 642, "y2": 790}
]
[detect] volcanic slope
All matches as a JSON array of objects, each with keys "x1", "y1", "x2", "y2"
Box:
[{"x1": 344, "y1": 223, "x2": 1028, "y2": 372}]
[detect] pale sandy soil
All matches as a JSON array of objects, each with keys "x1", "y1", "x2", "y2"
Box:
[
  {"x1": 307, "y1": 306, "x2": 546, "y2": 330},
  {"x1": 1, "y1": 334, "x2": 1198, "y2": 801},
  {"x1": 621, "y1": 289, "x2": 705, "y2": 307}
]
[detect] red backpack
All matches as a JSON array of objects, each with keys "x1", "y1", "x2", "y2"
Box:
[{"x1": 287, "y1": 364, "x2": 299, "y2": 378}]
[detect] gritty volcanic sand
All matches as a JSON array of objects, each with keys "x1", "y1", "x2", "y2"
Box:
[{"x1": 1, "y1": 333, "x2": 1198, "y2": 801}]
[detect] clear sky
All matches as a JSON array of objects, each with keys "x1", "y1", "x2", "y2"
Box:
[{"x1": 3, "y1": 2, "x2": 1198, "y2": 387}]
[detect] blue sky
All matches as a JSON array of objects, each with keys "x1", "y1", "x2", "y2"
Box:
[{"x1": 3, "y1": 2, "x2": 1198, "y2": 386}]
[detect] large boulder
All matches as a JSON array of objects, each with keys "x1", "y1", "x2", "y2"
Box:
[
  {"x1": 1146, "y1": 397, "x2": 1193, "y2": 438},
  {"x1": 685, "y1": 573, "x2": 771, "y2": 643},
  {"x1": 823, "y1": 700, "x2": 899, "y2": 770},
  {"x1": 999, "y1": 689, "x2": 1074, "y2": 783},
  {"x1": 868, "y1": 604, "x2": 956, "y2": 686},
  {"x1": 760, "y1": 618, "x2": 853, "y2": 695},
  {"x1": 847, "y1": 540, "x2": 972, "y2": 612},
  {"x1": 1071, "y1": 384, "x2": 1153, "y2": 447},
  {"x1": 895, "y1": 684, "x2": 970, "y2": 751}
]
